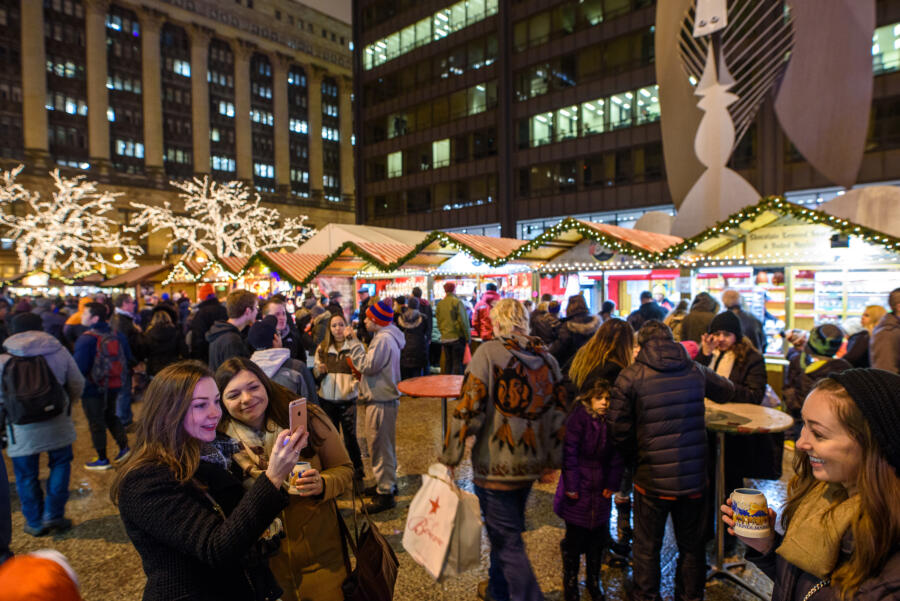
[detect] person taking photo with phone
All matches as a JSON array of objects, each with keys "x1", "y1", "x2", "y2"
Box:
[
  {"x1": 215, "y1": 357, "x2": 353, "y2": 601},
  {"x1": 721, "y1": 369, "x2": 900, "y2": 601}
]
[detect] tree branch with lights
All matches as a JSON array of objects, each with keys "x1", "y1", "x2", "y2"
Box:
[
  {"x1": 0, "y1": 165, "x2": 142, "y2": 274},
  {"x1": 130, "y1": 176, "x2": 314, "y2": 261}
]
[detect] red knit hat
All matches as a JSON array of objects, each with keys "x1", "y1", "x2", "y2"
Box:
[{"x1": 366, "y1": 298, "x2": 394, "y2": 327}]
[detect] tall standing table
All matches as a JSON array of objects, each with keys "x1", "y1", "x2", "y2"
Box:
[
  {"x1": 397, "y1": 375, "x2": 464, "y2": 442},
  {"x1": 704, "y1": 400, "x2": 794, "y2": 599}
]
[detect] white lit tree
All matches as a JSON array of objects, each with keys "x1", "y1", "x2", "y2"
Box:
[
  {"x1": 130, "y1": 176, "x2": 314, "y2": 260},
  {"x1": 0, "y1": 165, "x2": 142, "y2": 274}
]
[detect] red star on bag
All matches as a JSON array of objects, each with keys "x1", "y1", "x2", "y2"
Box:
[{"x1": 429, "y1": 498, "x2": 440, "y2": 514}]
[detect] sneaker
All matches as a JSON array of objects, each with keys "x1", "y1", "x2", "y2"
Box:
[
  {"x1": 43, "y1": 517, "x2": 72, "y2": 533},
  {"x1": 23, "y1": 523, "x2": 48, "y2": 537},
  {"x1": 115, "y1": 447, "x2": 132, "y2": 462},
  {"x1": 84, "y1": 457, "x2": 112, "y2": 470},
  {"x1": 364, "y1": 493, "x2": 396, "y2": 514}
]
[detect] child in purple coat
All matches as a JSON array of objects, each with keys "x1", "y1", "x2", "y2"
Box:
[{"x1": 554, "y1": 379, "x2": 624, "y2": 601}]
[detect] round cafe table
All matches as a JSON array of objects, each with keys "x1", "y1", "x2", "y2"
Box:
[
  {"x1": 397, "y1": 375, "x2": 464, "y2": 442},
  {"x1": 704, "y1": 400, "x2": 794, "y2": 599}
]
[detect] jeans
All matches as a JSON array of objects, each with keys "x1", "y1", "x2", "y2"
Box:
[
  {"x1": 10, "y1": 445, "x2": 73, "y2": 529},
  {"x1": 632, "y1": 490, "x2": 706, "y2": 601},
  {"x1": 320, "y1": 398, "x2": 363, "y2": 476},
  {"x1": 442, "y1": 340, "x2": 466, "y2": 375},
  {"x1": 115, "y1": 367, "x2": 133, "y2": 425},
  {"x1": 83, "y1": 389, "x2": 129, "y2": 458},
  {"x1": 474, "y1": 484, "x2": 544, "y2": 601},
  {"x1": 0, "y1": 455, "x2": 11, "y2": 559}
]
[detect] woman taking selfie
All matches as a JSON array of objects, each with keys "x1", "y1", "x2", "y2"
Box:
[
  {"x1": 721, "y1": 369, "x2": 900, "y2": 600},
  {"x1": 215, "y1": 357, "x2": 353, "y2": 601},
  {"x1": 112, "y1": 361, "x2": 304, "y2": 601}
]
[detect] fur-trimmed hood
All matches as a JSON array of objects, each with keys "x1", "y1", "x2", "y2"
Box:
[
  {"x1": 398, "y1": 309, "x2": 423, "y2": 329},
  {"x1": 564, "y1": 314, "x2": 600, "y2": 336}
]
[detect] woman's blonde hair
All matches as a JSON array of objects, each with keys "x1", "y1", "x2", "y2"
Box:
[
  {"x1": 111, "y1": 361, "x2": 213, "y2": 504},
  {"x1": 490, "y1": 298, "x2": 529, "y2": 338},
  {"x1": 147, "y1": 309, "x2": 173, "y2": 331},
  {"x1": 569, "y1": 318, "x2": 634, "y2": 390},
  {"x1": 863, "y1": 304, "x2": 887, "y2": 332},
  {"x1": 782, "y1": 378, "x2": 900, "y2": 599}
]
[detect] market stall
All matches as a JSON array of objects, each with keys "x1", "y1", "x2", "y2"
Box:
[
  {"x1": 3, "y1": 270, "x2": 106, "y2": 298},
  {"x1": 100, "y1": 263, "x2": 172, "y2": 300},
  {"x1": 162, "y1": 257, "x2": 245, "y2": 301}
]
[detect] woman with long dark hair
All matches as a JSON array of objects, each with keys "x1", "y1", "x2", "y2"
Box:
[
  {"x1": 215, "y1": 357, "x2": 353, "y2": 601},
  {"x1": 112, "y1": 361, "x2": 304, "y2": 601}
]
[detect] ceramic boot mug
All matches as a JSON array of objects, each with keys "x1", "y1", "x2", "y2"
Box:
[{"x1": 730, "y1": 488, "x2": 771, "y2": 539}]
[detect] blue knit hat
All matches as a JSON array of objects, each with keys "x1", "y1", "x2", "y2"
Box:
[{"x1": 366, "y1": 298, "x2": 393, "y2": 326}]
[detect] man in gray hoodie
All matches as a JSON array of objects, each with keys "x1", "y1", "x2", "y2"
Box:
[
  {"x1": 246, "y1": 315, "x2": 318, "y2": 405},
  {"x1": 352, "y1": 298, "x2": 405, "y2": 513},
  {"x1": 0, "y1": 312, "x2": 84, "y2": 537}
]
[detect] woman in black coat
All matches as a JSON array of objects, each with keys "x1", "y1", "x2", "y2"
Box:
[
  {"x1": 551, "y1": 295, "x2": 601, "y2": 370},
  {"x1": 142, "y1": 308, "x2": 185, "y2": 376},
  {"x1": 398, "y1": 297, "x2": 429, "y2": 379},
  {"x1": 112, "y1": 361, "x2": 306, "y2": 601}
]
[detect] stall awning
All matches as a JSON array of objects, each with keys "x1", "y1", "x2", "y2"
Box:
[
  {"x1": 101, "y1": 264, "x2": 171, "y2": 288},
  {"x1": 254, "y1": 252, "x2": 330, "y2": 285},
  {"x1": 217, "y1": 256, "x2": 249, "y2": 276}
]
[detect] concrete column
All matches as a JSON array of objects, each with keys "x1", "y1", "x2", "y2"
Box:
[
  {"x1": 20, "y1": 0, "x2": 49, "y2": 166},
  {"x1": 138, "y1": 9, "x2": 164, "y2": 181},
  {"x1": 231, "y1": 40, "x2": 254, "y2": 182},
  {"x1": 272, "y1": 53, "x2": 291, "y2": 193},
  {"x1": 338, "y1": 75, "x2": 354, "y2": 199},
  {"x1": 84, "y1": 0, "x2": 111, "y2": 173},
  {"x1": 189, "y1": 26, "x2": 213, "y2": 175},
  {"x1": 307, "y1": 65, "x2": 324, "y2": 202}
]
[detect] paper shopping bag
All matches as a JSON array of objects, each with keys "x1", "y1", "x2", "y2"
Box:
[
  {"x1": 440, "y1": 484, "x2": 481, "y2": 579},
  {"x1": 402, "y1": 464, "x2": 459, "y2": 579}
]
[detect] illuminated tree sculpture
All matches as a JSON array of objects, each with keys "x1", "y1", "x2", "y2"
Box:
[
  {"x1": 130, "y1": 176, "x2": 315, "y2": 261},
  {"x1": 0, "y1": 165, "x2": 142, "y2": 274}
]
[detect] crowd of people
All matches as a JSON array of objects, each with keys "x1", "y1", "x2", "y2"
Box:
[{"x1": 0, "y1": 282, "x2": 898, "y2": 601}]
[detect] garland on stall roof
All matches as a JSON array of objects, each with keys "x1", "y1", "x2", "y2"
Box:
[
  {"x1": 161, "y1": 258, "x2": 243, "y2": 286},
  {"x1": 2, "y1": 269, "x2": 99, "y2": 287},
  {"x1": 657, "y1": 195, "x2": 900, "y2": 260}
]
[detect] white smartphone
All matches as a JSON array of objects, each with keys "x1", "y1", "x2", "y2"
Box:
[{"x1": 288, "y1": 398, "x2": 307, "y2": 438}]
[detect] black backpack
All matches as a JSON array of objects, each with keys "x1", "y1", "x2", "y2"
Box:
[{"x1": 2, "y1": 355, "x2": 66, "y2": 426}]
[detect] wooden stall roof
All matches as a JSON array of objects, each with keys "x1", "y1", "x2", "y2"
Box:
[
  {"x1": 101, "y1": 264, "x2": 171, "y2": 288},
  {"x1": 253, "y1": 252, "x2": 331, "y2": 285},
  {"x1": 217, "y1": 256, "x2": 249, "y2": 276}
]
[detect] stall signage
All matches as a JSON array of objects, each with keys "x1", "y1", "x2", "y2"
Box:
[{"x1": 746, "y1": 225, "x2": 832, "y2": 257}]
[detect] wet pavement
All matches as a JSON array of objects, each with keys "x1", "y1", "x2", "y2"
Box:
[{"x1": 4, "y1": 393, "x2": 789, "y2": 600}]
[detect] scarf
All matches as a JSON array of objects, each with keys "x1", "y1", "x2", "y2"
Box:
[
  {"x1": 776, "y1": 482, "x2": 860, "y2": 579},
  {"x1": 199, "y1": 435, "x2": 242, "y2": 471},
  {"x1": 221, "y1": 418, "x2": 278, "y2": 482},
  {"x1": 710, "y1": 348, "x2": 736, "y2": 379}
]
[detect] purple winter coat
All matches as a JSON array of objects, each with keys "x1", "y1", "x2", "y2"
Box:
[{"x1": 553, "y1": 404, "x2": 624, "y2": 530}]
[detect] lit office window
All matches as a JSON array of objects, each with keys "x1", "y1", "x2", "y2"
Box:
[
  {"x1": 556, "y1": 105, "x2": 578, "y2": 142},
  {"x1": 582, "y1": 99, "x2": 605, "y2": 134},
  {"x1": 635, "y1": 85, "x2": 660, "y2": 125},
  {"x1": 530, "y1": 112, "x2": 554, "y2": 147},
  {"x1": 609, "y1": 91, "x2": 633, "y2": 129},
  {"x1": 433, "y1": 138, "x2": 450, "y2": 168},
  {"x1": 387, "y1": 151, "x2": 402, "y2": 178},
  {"x1": 873, "y1": 23, "x2": 900, "y2": 74}
]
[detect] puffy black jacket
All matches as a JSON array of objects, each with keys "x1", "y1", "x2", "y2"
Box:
[
  {"x1": 531, "y1": 311, "x2": 560, "y2": 345},
  {"x1": 550, "y1": 313, "x2": 600, "y2": 369},
  {"x1": 191, "y1": 297, "x2": 228, "y2": 362},
  {"x1": 626, "y1": 302, "x2": 667, "y2": 332},
  {"x1": 143, "y1": 323, "x2": 184, "y2": 376},
  {"x1": 610, "y1": 338, "x2": 735, "y2": 497},
  {"x1": 398, "y1": 309, "x2": 429, "y2": 369},
  {"x1": 206, "y1": 321, "x2": 251, "y2": 372}
]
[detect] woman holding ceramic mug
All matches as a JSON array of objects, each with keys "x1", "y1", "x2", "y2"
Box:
[
  {"x1": 112, "y1": 361, "x2": 304, "y2": 601},
  {"x1": 215, "y1": 357, "x2": 353, "y2": 601},
  {"x1": 721, "y1": 369, "x2": 900, "y2": 600}
]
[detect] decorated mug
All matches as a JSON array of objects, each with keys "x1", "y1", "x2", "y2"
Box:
[
  {"x1": 730, "y1": 488, "x2": 771, "y2": 539},
  {"x1": 288, "y1": 461, "x2": 312, "y2": 494}
]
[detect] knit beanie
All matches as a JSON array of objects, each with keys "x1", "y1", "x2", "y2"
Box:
[
  {"x1": 0, "y1": 550, "x2": 82, "y2": 601},
  {"x1": 443, "y1": 282, "x2": 456, "y2": 294},
  {"x1": 10, "y1": 312, "x2": 44, "y2": 334},
  {"x1": 807, "y1": 324, "x2": 843, "y2": 357},
  {"x1": 708, "y1": 310, "x2": 742, "y2": 340},
  {"x1": 247, "y1": 315, "x2": 278, "y2": 350},
  {"x1": 366, "y1": 298, "x2": 394, "y2": 327},
  {"x1": 830, "y1": 368, "x2": 900, "y2": 474},
  {"x1": 681, "y1": 340, "x2": 700, "y2": 360}
]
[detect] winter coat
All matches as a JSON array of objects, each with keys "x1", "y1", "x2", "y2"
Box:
[
  {"x1": 355, "y1": 299, "x2": 372, "y2": 345},
  {"x1": 870, "y1": 312, "x2": 900, "y2": 374},
  {"x1": 843, "y1": 329, "x2": 870, "y2": 368},
  {"x1": 207, "y1": 321, "x2": 251, "y2": 373},
  {"x1": 143, "y1": 323, "x2": 184, "y2": 376},
  {"x1": 553, "y1": 404, "x2": 624, "y2": 529},
  {"x1": 626, "y1": 302, "x2": 667, "y2": 332},
  {"x1": 249, "y1": 348, "x2": 318, "y2": 405},
  {"x1": 609, "y1": 338, "x2": 735, "y2": 497},
  {"x1": 531, "y1": 312, "x2": 560, "y2": 346},
  {"x1": 73, "y1": 322, "x2": 134, "y2": 398},
  {"x1": 0, "y1": 331, "x2": 84, "y2": 457},
  {"x1": 39, "y1": 310, "x2": 67, "y2": 347},
  {"x1": 551, "y1": 312, "x2": 600, "y2": 370},
  {"x1": 117, "y1": 461, "x2": 288, "y2": 601},
  {"x1": 440, "y1": 335, "x2": 569, "y2": 484},
  {"x1": 311, "y1": 312, "x2": 331, "y2": 347},
  {"x1": 278, "y1": 323, "x2": 306, "y2": 363},
  {"x1": 314, "y1": 339, "x2": 365, "y2": 402},
  {"x1": 111, "y1": 309, "x2": 144, "y2": 364},
  {"x1": 436, "y1": 293, "x2": 470, "y2": 343},
  {"x1": 191, "y1": 297, "x2": 228, "y2": 362},
  {"x1": 783, "y1": 354, "x2": 853, "y2": 414},
  {"x1": 680, "y1": 294, "x2": 719, "y2": 344},
  {"x1": 698, "y1": 344, "x2": 782, "y2": 480},
  {"x1": 472, "y1": 290, "x2": 501, "y2": 340},
  {"x1": 731, "y1": 308, "x2": 766, "y2": 353},
  {"x1": 416, "y1": 297, "x2": 434, "y2": 341},
  {"x1": 354, "y1": 324, "x2": 405, "y2": 402},
  {"x1": 747, "y1": 531, "x2": 900, "y2": 601},
  {"x1": 398, "y1": 309, "x2": 429, "y2": 369}
]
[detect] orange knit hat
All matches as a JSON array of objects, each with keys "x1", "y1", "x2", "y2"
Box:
[{"x1": 0, "y1": 551, "x2": 82, "y2": 601}]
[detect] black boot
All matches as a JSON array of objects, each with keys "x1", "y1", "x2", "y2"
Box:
[
  {"x1": 585, "y1": 544, "x2": 606, "y2": 601},
  {"x1": 611, "y1": 496, "x2": 632, "y2": 557},
  {"x1": 561, "y1": 540, "x2": 581, "y2": 601},
  {"x1": 364, "y1": 493, "x2": 396, "y2": 513}
]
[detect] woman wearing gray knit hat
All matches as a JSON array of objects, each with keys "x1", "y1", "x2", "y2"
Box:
[{"x1": 722, "y1": 368, "x2": 900, "y2": 600}]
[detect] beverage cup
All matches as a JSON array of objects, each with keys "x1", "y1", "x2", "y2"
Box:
[
  {"x1": 730, "y1": 488, "x2": 771, "y2": 539},
  {"x1": 289, "y1": 461, "x2": 312, "y2": 494}
]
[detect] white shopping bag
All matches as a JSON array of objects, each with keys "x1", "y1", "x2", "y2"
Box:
[{"x1": 402, "y1": 463, "x2": 482, "y2": 580}]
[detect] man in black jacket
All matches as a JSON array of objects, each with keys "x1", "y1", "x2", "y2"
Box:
[
  {"x1": 111, "y1": 293, "x2": 143, "y2": 427},
  {"x1": 190, "y1": 292, "x2": 228, "y2": 362},
  {"x1": 206, "y1": 290, "x2": 258, "y2": 372},
  {"x1": 610, "y1": 320, "x2": 735, "y2": 601}
]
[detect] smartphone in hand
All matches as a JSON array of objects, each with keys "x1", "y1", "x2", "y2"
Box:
[{"x1": 288, "y1": 398, "x2": 308, "y2": 441}]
